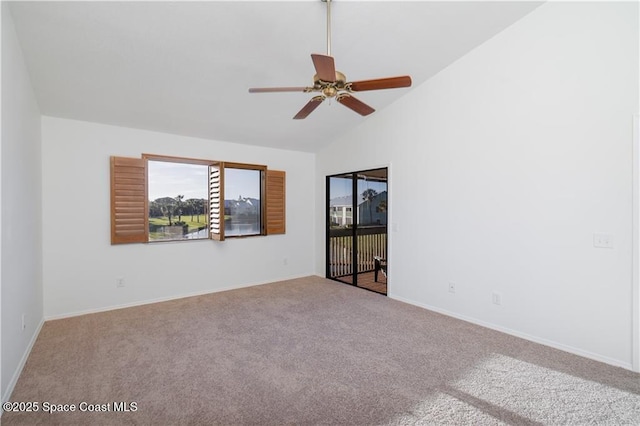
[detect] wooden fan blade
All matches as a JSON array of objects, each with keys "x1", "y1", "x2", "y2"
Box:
[
  {"x1": 349, "y1": 76, "x2": 412, "y2": 92},
  {"x1": 293, "y1": 96, "x2": 325, "y2": 120},
  {"x1": 311, "y1": 54, "x2": 336, "y2": 82},
  {"x1": 337, "y1": 94, "x2": 375, "y2": 116},
  {"x1": 249, "y1": 87, "x2": 309, "y2": 93}
]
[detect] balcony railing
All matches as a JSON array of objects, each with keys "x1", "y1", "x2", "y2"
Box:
[{"x1": 328, "y1": 226, "x2": 387, "y2": 278}]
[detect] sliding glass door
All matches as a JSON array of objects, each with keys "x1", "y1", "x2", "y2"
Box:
[{"x1": 326, "y1": 168, "x2": 388, "y2": 295}]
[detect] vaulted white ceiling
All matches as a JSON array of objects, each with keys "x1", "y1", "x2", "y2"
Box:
[{"x1": 9, "y1": 1, "x2": 542, "y2": 152}]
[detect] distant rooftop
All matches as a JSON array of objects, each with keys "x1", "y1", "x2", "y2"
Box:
[{"x1": 330, "y1": 191, "x2": 387, "y2": 207}]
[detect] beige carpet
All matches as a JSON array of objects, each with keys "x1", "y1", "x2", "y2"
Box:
[{"x1": 3, "y1": 276, "x2": 640, "y2": 425}]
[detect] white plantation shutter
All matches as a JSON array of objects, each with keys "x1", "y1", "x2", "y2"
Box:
[{"x1": 209, "y1": 163, "x2": 225, "y2": 241}]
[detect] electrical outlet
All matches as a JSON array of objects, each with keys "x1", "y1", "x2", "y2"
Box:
[
  {"x1": 21, "y1": 313, "x2": 26, "y2": 331},
  {"x1": 492, "y1": 292, "x2": 502, "y2": 306},
  {"x1": 448, "y1": 282, "x2": 456, "y2": 293},
  {"x1": 116, "y1": 277, "x2": 125, "y2": 288},
  {"x1": 283, "y1": 257, "x2": 288, "y2": 266},
  {"x1": 593, "y1": 233, "x2": 613, "y2": 249}
]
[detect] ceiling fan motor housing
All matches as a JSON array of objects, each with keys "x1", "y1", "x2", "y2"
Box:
[{"x1": 314, "y1": 71, "x2": 347, "y2": 98}]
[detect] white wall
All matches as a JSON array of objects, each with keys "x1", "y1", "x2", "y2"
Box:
[
  {"x1": 316, "y1": 2, "x2": 639, "y2": 369},
  {"x1": 42, "y1": 117, "x2": 315, "y2": 318},
  {"x1": 1, "y1": 3, "x2": 44, "y2": 401}
]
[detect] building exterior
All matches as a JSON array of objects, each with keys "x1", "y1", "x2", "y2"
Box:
[
  {"x1": 329, "y1": 195, "x2": 353, "y2": 227},
  {"x1": 358, "y1": 191, "x2": 387, "y2": 226}
]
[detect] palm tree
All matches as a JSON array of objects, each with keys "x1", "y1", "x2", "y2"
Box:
[
  {"x1": 186, "y1": 199, "x2": 196, "y2": 221},
  {"x1": 362, "y1": 189, "x2": 378, "y2": 225},
  {"x1": 175, "y1": 195, "x2": 185, "y2": 222},
  {"x1": 193, "y1": 198, "x2": 206, "y2": 223},
  {"x1": 155, "y1": 197, "x2": 176, "y2": 225}
]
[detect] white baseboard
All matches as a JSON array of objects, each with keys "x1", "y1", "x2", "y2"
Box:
[
  {"x1": 45, "y1": 273, "x2": 313, "y2": 321},
  {"x1": 388, "y1": 293, "x2": 633, "y2": 371},
  {"x1": 2, "y1": 317, "x2": 45, "y2": 408}
]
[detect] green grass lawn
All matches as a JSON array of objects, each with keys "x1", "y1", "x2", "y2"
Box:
[
  {"x1": 148, "y1": 215, "x2": 240, "y2": 240},
  {"x1": 149, "y1": 215, "x2": 208, "y2": 230}
]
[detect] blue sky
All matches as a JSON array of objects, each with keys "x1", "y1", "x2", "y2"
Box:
[
  {"x1": 148, "y1": 161, "x2": 260, "y2": 201},
  {"x1": 329, "y1": 176, "x2": 387, "y2": 201},
  {"x1": 225, "y1": 168, "x2": 260, "y2": 200},
  {"x1": 148, "y1": 161, "x2": 385, "y2": 203}
]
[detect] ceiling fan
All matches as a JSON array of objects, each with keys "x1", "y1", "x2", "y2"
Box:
[{"x1": 248, "y1": 0, "x2": 412, "y2": 120}]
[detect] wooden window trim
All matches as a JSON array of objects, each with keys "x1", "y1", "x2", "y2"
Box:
[
  {"x1": 224, "y1": 162, "x2": 267, "y2": 171},
  {"x1": 223, "y1": 163, "x2": 268, "y2": 238},
  {"x1": 142, "y1": 153, "x2": 216, "y2": 166}
]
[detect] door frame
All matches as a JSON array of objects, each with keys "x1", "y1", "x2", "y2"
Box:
[
  {"x1": 325, "y1": 166, "x2": 389, "y2": 295},
  {"x1": 633, "y1": 114, "x2": 639, "y2": 371}
]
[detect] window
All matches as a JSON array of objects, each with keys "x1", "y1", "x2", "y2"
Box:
[
  {"x1": 147, "y1": 159, "x2": 209, "y2": 241},
  {"x1": 224, "y1": 167, "x2": 262, "y2": 237},
  {"x1": 110, "y1": 154, "x2": 285, "y2": 244}
]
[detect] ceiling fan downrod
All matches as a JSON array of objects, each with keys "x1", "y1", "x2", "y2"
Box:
[{"x1": 323, "y1": 0, "x2": 332, "y2": 57}]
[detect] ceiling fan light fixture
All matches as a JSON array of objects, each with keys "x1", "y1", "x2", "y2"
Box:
[{"x1": 322, "y1": 86, "x2": 337, "y2": 98}]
